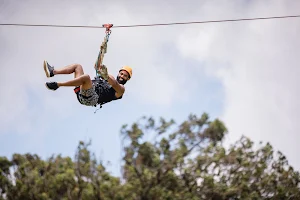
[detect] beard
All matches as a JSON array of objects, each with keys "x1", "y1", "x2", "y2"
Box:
[{"x1": 116, "y1": 75, "x2": 127, "y2": 85}]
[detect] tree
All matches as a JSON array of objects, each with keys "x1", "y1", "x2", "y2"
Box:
[
  {"x1": 0, "y1": 140, "x2": 120, "y2": 200},
  {"x1": 0, "y1": 112, "x2": 299, "y2": 199},
  {"x1": 120, "y1": 113, "x2": 300, "y2": 199}
]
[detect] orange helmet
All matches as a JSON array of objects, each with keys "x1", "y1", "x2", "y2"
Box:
[{"x1": 119, "y1": 66, "x2": 132, "y2": 79}]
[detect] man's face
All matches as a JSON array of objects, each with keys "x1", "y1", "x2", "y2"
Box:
[{"x1": 117, "y1": 70, "x2": 130, "y2": 84}]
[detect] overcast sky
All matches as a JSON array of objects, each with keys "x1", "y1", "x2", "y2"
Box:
[{"x1": 1, "y1": 0, "x2": 300, "y2": 176}]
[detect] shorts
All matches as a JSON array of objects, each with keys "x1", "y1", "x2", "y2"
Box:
[{"x1": 78, "y1": 84, "x2": 99, "y2": 106}]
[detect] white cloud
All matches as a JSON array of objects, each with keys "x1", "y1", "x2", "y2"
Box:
[{"x1": 176, "y1": 0, "x2": 300, "y2": 169}]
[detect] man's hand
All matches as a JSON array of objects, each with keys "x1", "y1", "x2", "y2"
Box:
[{"x1": 98, "y1": 64, "x2": 109, "y2": 80}]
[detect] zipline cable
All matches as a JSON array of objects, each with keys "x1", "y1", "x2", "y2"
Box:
[{"x1": 0, "y1": 14, "x2": 300, "y2": 29}]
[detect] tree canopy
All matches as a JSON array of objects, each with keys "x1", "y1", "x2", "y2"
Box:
[{"x1": 1, "y1": 113, "x2": 299, "y2": 199}]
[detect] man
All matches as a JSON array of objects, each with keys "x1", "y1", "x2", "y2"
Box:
[{"x1": 43, "y1": 60, "x2": 132, "y2": 107}]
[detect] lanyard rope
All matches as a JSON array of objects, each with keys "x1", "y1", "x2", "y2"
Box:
[
  {"x1": 93, "y1": 24, "x2": 113, "y2": 113},
  {"x1": 94, "y1": 24, "x2": 113, "y2": 77}
]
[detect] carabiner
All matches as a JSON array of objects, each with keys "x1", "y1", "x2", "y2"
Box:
[{"x1": 103, "y1": 24, "x2": 113, "y2": 33}]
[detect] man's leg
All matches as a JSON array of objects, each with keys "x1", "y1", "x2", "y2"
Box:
[
  {"x1": 44, "y1": 61, "x2": 92, "y2": 91},
  {"x1": 44, "y1": 60, "x2": 84, "y2": 79},
  {"x1": 57, "y1": 74, "x2": 92, "y2": 88}
]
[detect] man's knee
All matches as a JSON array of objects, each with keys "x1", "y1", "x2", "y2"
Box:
[
  {"x1": 74, "y1": 63, "x2": 83, "y2": 70},
  {"x1": 82, "y1": 74, "x2": 91, "y2": 81},
  {"x1": 81, "y1": 74, "x2": 93, "y2": 89},
  {"x1": 76, "y1": 64, "x2": 82, "y2": 68},
  {"x1": 73, "y1": 64, "x2": 84, "y2": 78}
]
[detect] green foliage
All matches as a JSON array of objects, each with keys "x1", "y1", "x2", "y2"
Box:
[{"x1": 0, "y1": 113, "x2": 299, "y2": 199}]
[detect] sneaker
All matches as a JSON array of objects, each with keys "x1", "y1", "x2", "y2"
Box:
[
  {"x1": 45, "y1": 82, "x2": 59, "y2": 90},
  {"x1": 43, "y1": 60, "x2": 54, "y2": 77},
  {"x1": 99, "y1": 64, "x2": 108, "y2": 80}
]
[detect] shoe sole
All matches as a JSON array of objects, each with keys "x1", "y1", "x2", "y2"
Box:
[
  {"x1": 45, "y1": 83, "x2": 56, "y2": 91},
  {"x1": 43, "y1": 60, "x2": 50, "y2": 78}
]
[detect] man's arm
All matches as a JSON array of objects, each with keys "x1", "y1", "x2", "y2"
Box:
[{"x1": 107, "y1": 74, "x2": 125, "y2": 96}]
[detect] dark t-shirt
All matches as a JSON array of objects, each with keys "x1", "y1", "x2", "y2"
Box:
[{"x1": 92, "y1": 77, "x2": 122, "y2": 105}]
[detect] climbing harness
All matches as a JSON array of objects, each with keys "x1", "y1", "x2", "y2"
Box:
[
  {"x1": 94, "y1": 23, "x2": 113, "y2": 78},
  {"x1": 74, "y1": 23, "x2": 113, "y2": 113}
]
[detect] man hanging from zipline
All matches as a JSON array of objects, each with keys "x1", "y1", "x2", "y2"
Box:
[
  {"x1": 43, "y1": 61, "x2": 132, "y2": 107},
  {"x1": 43, "y1": 23, "x2": 132, "y2": 108}
]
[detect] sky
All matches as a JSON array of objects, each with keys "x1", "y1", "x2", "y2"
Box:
[{"x1": 0, "y1": 0, "x2": 300, "y2": 176}]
